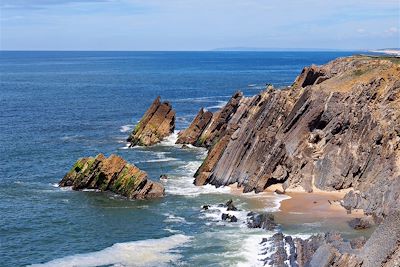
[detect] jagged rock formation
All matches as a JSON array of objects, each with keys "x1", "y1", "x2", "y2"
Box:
[
  {"x1": 189, "y1": 56, "x2": 399, "y2": 218},
  {"x1": 176, "y1": 108, "x2": 213, "y2": 145},
  {"x1": 246, "y1": 212, "x2": 277, "y2": 230},
  {"x1": 178, "y1": 91, "x2": 244, "y2": 149},
  {"x1": 262, "y1": 211, "x2": 400, "y2": 267},
  {"x1": 59, "y1": 154, "x2": 165, "y2": 199},
  {"x1": 127, "y1": 96, "x2": 175, "y2": 146}
]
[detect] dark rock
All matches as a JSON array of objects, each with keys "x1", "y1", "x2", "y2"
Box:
[
  {"x1": 348, "y1": 217, "x2": 374, "y2": 230},
  {"x1": 127, "y1": 96, "x2": 175, "y2": 146},
  {"x1": 59, "y1": 154, "x2": 165, "y2": 199},
  {"x1": 221, "y1": 213, "x2": 237, "y2": 222},
  {"x1": 180, "y1": 144, "x2": 190, "y2": 149},
  {"x1": 225, "y1": 199, "x2": 237, "y2": 211},
  {"x1": 202, "y1": 205, "x2": 210, "y2": 210},
  {"x1": 246, "y1": 212, "x2": 277, "y2": 230},
  {"x1": 159, "y1": 174, "x2": 168, "y2": 180}
]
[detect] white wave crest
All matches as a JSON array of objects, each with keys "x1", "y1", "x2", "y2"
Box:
[
  {"x1": 29, "y1": 234, "x2": 191, "y2": 267},
  {"x1": 158, "y1": 131, "x2": 179, "y2": 147},
  {"x1": 120, "y1": 124, "x2": 135, "y2": 133}
]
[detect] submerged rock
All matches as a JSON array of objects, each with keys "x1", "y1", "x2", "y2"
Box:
[
  {"x1": 221, "y1": 213, "x2": 238, "y2": 222},
  {"x1": 127, "y1": 96, "x2": 175, "y2": 146},
  {"x1": 225, "y1": 199, "x2": 238, "y2": 211},
  {"x1": 348, "y1": 217, "x2": 374, "y2": 230},
  {"x1": 59, "y1": 154, "x2": 165, "y2": 199},
  {"x1": 189, "y1": 56, "x2": 400, "y2": 219},
  {"x1": 246, "y1": 212, "x2": 277, "y2": 231}
]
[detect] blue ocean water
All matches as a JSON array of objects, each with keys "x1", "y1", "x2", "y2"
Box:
[{"x1": 0, "y1": 51, "x2": 359, "y2": 266}]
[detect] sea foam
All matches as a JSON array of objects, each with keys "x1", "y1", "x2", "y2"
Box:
[{"x1": 29, "y1": 234, "x2": 191, "y2": 267}]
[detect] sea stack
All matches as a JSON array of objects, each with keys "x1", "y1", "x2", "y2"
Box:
[
  {"x1": 59, "y1": 154, "x2": 165, "y2": 199},
  {"x1": 127, "y1": 96, "x2": 175, "y2": 146},
  {"x1": 176, "y1": 108, "x2": 213, "y2": 145},
  {"x1": 186, "y1": 56, "x2": 399, "y2": 219}
]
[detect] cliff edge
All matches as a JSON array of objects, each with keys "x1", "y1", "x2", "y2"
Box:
[{"x1": 185, "y1": 56, "x2": 399, "y2": 218}]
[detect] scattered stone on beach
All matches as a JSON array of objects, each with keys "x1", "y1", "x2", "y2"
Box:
[
  {"x1": 127, "y1": 96, "x2": 175, "y2": 146},
  {"x1": 221, "y1": 213, "x2": 238, "y2": 222},
  {"x1": 348, "y1": 217, "x2": 374, "y2": 230},
  {"x1": 59, "y1": 153, "x2": 165, "y2": 199},
  {"x1": 274, "y1": 189, "x2": 285, "y2": 195},
  {"x1": 246, "y1": 212, "x2": 277, "y2": 231},
  {"x1": 225, "y1": 199, "x2": 238, "y2": 211}
]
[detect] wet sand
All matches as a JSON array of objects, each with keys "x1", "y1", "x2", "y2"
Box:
[
  {"x1": 229, "y1": 183, "x2": 374, "y2": 238},
  {"x1": 275, "y1": 191, "x2": 374, "y2": 238}
]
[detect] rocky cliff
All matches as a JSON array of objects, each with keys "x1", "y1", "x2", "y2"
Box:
[
  {"x1": 263, "y1": 211, "x2": 400, "y2": 267},
  {"x1": 186, "y1": 56, "x2": 399, "y2": 218},
  {"x1": 59, "y1": 154, "x2": 165, "y2": 199},
  {"x1": 127, "y1": 96, "x2": 175, "y2": 146}
]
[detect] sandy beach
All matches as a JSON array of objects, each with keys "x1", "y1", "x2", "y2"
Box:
[{"x1": 229, "y1": 183, "x2": 373, "y2": 237}]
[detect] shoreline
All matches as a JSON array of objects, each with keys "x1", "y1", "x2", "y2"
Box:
[{"x1": 227, "y1": 183, "x2": 373, "y2": 237}]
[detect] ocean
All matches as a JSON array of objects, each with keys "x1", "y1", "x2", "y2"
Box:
[{"x1": 0, "y1": 51, "x2": 359, "y2": 266}]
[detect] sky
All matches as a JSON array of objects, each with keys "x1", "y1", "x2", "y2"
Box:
[{"x1": 0, "y1": 0, "x2": 399, "y2": 51}]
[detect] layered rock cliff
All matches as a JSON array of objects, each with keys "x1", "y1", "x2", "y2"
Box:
[
  {"x1": 186, "y1": 56, "x2": 399, "y2": 218},
  {"x1": 59, "y1": 154, "x2": 165, "y2": 199},
  {"x1": 127, "y1": 96, "x2": 175, "y2": 146},
  {"x1": 263, "y1": 211, "x2": 400, "y2": 267}
]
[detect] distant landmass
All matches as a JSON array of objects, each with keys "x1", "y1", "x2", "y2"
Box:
[{"x1": 211, "y1": 47, "x2": 360, "y2": 52}]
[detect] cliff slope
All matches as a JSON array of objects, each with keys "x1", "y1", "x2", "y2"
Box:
[{"x1": 189, "y1": 56, "x2": 400, "y2": 218}]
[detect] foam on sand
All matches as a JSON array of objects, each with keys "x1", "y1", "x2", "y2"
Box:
[{"x1": 29, "y1": 234, "x2": 191, "y2": 267}]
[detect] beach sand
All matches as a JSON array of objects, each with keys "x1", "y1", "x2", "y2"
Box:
[{"x1": 229, "y1": 183, "x2": 374, "y2": 238}]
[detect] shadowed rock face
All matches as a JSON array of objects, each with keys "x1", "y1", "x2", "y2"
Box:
[
  {"x1": 59, "y1": 154, "x2": 165, "y2": 199},
  {"x1": 127, "y1": 96, "x2": 175, "y2": 146},
  {"x1": 176, "y1": 108, "x2": 213, "y2": 145},
  {"x1": 190, "y1": 56, "x2": 400, "y2": 218}
]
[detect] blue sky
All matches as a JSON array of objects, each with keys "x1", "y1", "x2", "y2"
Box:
[{"x1": 1, "y1": 0, "x2": 399, "y2": 50}]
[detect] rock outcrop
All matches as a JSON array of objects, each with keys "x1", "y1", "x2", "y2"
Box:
[
  {"x1": 59, "y1": 154, "x2": 165, "y2": 199},
  {"x1": 127, "y1": 96, "x2": 175, "y2": 146},
  {"x1": 176, "y1": 108, "x2": 213, "y2": 145},
  {"x1": 265, "y1": 211, "x2": 400, "y2": 267},
  {"x1": 246, "y1": 212, "x2": 277, "y2": 230},
  {"x1": 188, "y1": 56, "x2": 400, "y2": 218}
]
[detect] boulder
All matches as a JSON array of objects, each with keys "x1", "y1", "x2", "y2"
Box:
[
  {"x1": 59, "y1": 154, "x2": 165, "y2": 199},
  {"x1": 348, "y1": 217, "x2": 374, "y2": 230},
  {"x1": 225, "y1": 199, "x2": 237, "y2": 211},
  {"x1": 127, "y1": 96, "x2": 175, "y2": 146},
  {"x1": 246, "y1": 212, "x2": 277, "y2": 230},
  {"x1": 221, "y1": 213, "x2": 238, "y2": 222}
]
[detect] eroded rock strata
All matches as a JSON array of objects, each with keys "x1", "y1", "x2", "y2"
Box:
[
  {"x1": 262, "y1": 211, "x2": 400, "y2": 267},
  {"x1": 59, "y1": 154, "x2": 165, "y2": 199},
  {"x1": 189, "y1": 56, "x2": 399, "y2": 218},
  {"x1": 127, "y1": 96, "x2": 175, "y2": 146},
  {"x1": 176, "y1": 108, "x2": 213, "y2": 145}
]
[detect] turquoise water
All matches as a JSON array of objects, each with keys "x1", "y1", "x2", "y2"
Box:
[{"x1": 0, "y1": 51, "x2": 359, "y2": 266}]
